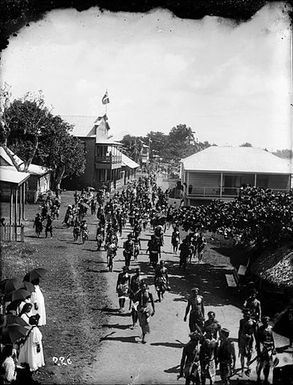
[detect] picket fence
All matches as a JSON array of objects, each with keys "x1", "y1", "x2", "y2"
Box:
[{"x1": 0, "y1": 224, "x2": 24, "y2": 242}]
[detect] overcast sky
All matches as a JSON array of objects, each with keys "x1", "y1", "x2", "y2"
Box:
[{"x1": 1, "y1": 3, "x2": 292, "y2": 150}]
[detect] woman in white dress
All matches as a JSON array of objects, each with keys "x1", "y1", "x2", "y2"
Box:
[
  {"x1": 30, "y1": 279, "x2": 46, "y2": 326},
  {"x1": 18, "y1": 314, "x2": 45, "y2": 372}
]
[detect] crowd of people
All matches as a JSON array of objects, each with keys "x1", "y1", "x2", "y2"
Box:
[
  {"x1": 0, "y1": 270, "x2": 47, "y2": 384},
  {"x1": 178, "y1": 286, "x2": 277, "y2": 385},
  {"x1": 65, "y1": 175, "x2": 280, "y2": 384},
  {"x1": 175, "y1": 187, "x2": 293, "y2": 249},
  {"x1": 2, "y1": 174, "x2": 289, "y2": 384},
  {"x1": 33, "y1": 194, "x2": 60, "y2": 238}
]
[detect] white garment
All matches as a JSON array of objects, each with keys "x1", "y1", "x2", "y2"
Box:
[
  {"x1": 30, "y1": 285, "x2": 46, "y2": 326},
  {"x1": 20, "y1": 312, "x2": 32, "y2": 325},
  {"x1": 18, "y1": 326, "x2": 45, "y2": 372},
  {"x1": 1, "y1": 356, "x2": 17, "y2": 382}
]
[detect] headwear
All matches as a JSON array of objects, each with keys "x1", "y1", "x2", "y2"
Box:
[
  {"x1": 221, "y1": 328, "x2": 230, "y2": 336},
  {"x1": 191, "y1": 287, "x2": 199, "y2": 292}
]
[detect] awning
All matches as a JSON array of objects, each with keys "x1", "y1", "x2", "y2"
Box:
[
  {"x1": 121, "y1": 153, "x2": 139, "y2": 169},
  {"x1": 0, "y1": 166, "x2": 30, "y2": 186}
]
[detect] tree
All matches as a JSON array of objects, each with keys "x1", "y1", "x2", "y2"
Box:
[
  {"x1": 120, "y1": 134, "x2": 145, "y2": 162},
  {"x1": 1, "y1": 88, "x2": 51, "y2": 171},
  {"x1": 147, "y1": 131, "x2": 169, "y2": 160},
  {"x1": 240, "y1": 142, "x2": 252, "y2": 147},
  {"x1": 1, "y1": 90, "x2": 86, "y2": 191},
  {"x1": 168, "y1": 124, "x2": 200, "y2": 160},
  {"x1": 35, "y1": 115, "x2": 86, "y2": 190}
]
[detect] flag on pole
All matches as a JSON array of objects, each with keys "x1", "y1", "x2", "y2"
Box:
[{"x1": 102, "y1": 91, "x2": 110, "y2": 105}]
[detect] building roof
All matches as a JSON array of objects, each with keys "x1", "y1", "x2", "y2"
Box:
[
  {"x1": 0, "y1": 147, "x2": 50, "y2": 176},
  {"x1": 95, "y1": 139, "x2": 121, "y2": 146},
  {"x1": 251, "y1": 246, "x2": 293, "y2": 288},
  {"x1": 26, "y1": 164, "x2": 50, "y2": 176},
  {"x1": 63, "y1": 116, "x2": 96, "y2": 137},
  {"x1": 0, "y1": 166, "x2": 30, "y2": 185},
  {"x1": 181, "y1": 146, "x2": 292, "y2": 174},
  {"x1": 120, "y1": 152, "x2": 139, "y2": 169}
]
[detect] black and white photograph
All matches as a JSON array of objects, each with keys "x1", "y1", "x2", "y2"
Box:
[{"x1": 0, "y1": 1, "x2": 292, "y2": 384}]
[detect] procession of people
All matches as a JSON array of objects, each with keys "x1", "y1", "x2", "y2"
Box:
[
  {"x1": 78, "y1": 174, "x2": 280, "y2": 384},
  {"x1": 0, "y1": 173, "x2": 288, "y2": 384}
]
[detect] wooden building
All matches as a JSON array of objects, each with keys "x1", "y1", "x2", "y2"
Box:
[
  {"x1": 180, "y1": 146, "x2": 292, "y2": 206},
  {"x1": 66, "y1": 114, "x2": 125, "y2": 191},
  {"x1": 0, "y1": 146, "x2": 51, "y2": 203}
]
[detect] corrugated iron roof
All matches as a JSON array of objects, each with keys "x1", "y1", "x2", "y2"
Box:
[
  {"x1": 0, "y1": 147, "x2": 50, "y2": 176},
  {"x1": 0, "y1": 166, "x2": 30, "y2": 185},
  {"x1": 63, "y1": 116, "x2": 96, "y2": 137},
  {"x1": 181, "y1": 146, "x2": 292, "y2": 174}
]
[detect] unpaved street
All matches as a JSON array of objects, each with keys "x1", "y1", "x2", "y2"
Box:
[{"x1": 2, "y1": 185, "x2": 292, "y2": 385}]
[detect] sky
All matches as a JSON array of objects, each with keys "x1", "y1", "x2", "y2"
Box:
[{"x1": 1, "y1": 3, "x2": 292, "y2": 151}]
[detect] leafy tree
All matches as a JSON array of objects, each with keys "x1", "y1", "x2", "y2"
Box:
[
  {"x1": 0, "y1": 88, "x2": 50, "y2": 171},
  {"x1": 35, "y1": 115, "x2": 86, "y2": 190},
  {"x1": 1, "y1": 89, "x2": 86, "y2": 191},
  {"x1": 120, "y1": 134, "x2": 146, "y2": 162},
  {"x1": 147, "y1": 131, "x2": 169, "y2": 160}
]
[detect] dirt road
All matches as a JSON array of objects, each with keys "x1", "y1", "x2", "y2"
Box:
[{"x1": 1, "y1": 188, "x2": 292, "y2": 385}]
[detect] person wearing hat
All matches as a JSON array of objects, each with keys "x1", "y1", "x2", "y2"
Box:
[
  {"x1": 178, "y1": 331, "x2": 201, "y2": 385},
  {"x1": 238, "y1": 309, "x2": 257, "y2": 377},
  {"x1": 256, "y1": 316, "x2": 276, "y2": 384},
  {"x1": 184, "y1": 288, "x2": 205, "y2": 333},
  {"x1": 217, "y1": 328, "x2": 235, "y2": 385}
]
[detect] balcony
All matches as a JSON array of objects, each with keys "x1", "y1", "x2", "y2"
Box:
[
  {"x1": 186, "y1": 186, "x2": 289, "y2": 202},
  {"x1": 95, "y1": 155, "x2": 122, "y2": 169}
]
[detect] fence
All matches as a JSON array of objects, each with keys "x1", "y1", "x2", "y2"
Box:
[{"x1": 0, "y1": 224, "x2": 24, "y2": 242}]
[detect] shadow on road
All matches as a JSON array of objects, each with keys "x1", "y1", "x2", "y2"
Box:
[
  {"x1": 164, "y1": 364, "x2": 180, "y2": 374},
  {"x1": 102, "y1": 323, "x2": 132, "y2": 330},
  {"x1": 150, "y1": 342, "x2": 183, "y2": 349},
  {"x1": 137, "y1": 260, "x2": 242, "y2": 308},
  {"x1": 101, "y1": 335, "x2": 139, "y2": 343}
]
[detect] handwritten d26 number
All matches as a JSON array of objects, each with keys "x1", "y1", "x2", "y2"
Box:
[{"x1": 52, "y1": 356, "x2": 72, "y2": 366}]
